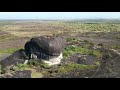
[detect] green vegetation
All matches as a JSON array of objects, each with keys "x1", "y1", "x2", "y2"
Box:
[
  {"x1": 63, "y1": 45, "x2": 101, "y2": 59},
  {"x1": 12, "y1": 61, "x2": 96, "y2": 77},
  {"x1": 66, "y1": 38, "x2": 80, "y2": 45},
  {"x1": 0, "y1": 63, "x2": 9, "y2": 74},
  {"x1": 27, "y1": 60, "x2": 40, "y2": 66},
  {"x1": 66, "y1": 38, "x2": 94, "y2": 48},
  {"x1": 12, "y1": 61, "x2": 51, "y2": 71},
  {"x1": 28, "y1": 60, "x2": 51, "y2": 69},
  {"x1": 0, "y1": 64, "x2": 1, "y2": 71},
  {"x1": 11, "y1": 63, "x2": 43, "y2": 78},
  {"x1": 66, "y1": 38, "x2": 80, "y2": 42},
  {"x1": 40, "y1": 63, "x2": 51, "y2": 69},
  {"x1": 0, "y1": 47, "x2": 22, "y2": 54},
  {"x1": 55, "y1": 22, "x2": 120, "y2": 32},
  {"x1": 108, "y1": 44, "x2": 120, "y2": 49},
  {"x1": 0, "y1": 67, "x2": 7, "y2": 74},
  {"x1": 0, "y1": 20, "x2": 16, "y2": 25},
  {"x1": 64, "y1": 19, "x2": 120, "y2": 24},
  {"x1": 31, "y1": 71, "x2": 43, "y2": 78},
  {"x1": 40, "y1": 62, "x2": 96, "y2": 76},
  {"x1": 58, "y1": 62, "x2": 95, "y2": 74},
  {"x1": 80, "y1": 24, "x2": 118, "y2": 32},
  {"x1": 115, "y1": 35, "x2": 120, "y2": 40},
  {"x1": 82, "y1": 40, "x2": 94, "y2": 48},
  {"x1": 1, "y1": 20, "x2": 120, "y2": 39},
  {"x1": 0, "y1": 35, "x2": 18, "y2": 42},
  {"x1": 12, "y1": 64, "x2": 30, "y2": 71}
]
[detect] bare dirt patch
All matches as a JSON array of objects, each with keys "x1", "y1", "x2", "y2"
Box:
[{"x1": 0, "y1": 37, "x2": 29, "y2": 50}]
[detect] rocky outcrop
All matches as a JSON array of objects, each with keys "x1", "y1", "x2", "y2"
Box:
[
  {"x1": 0, "y1": 70, "x2": 31, "y2": 78},
  {"x1": 66, "y1": 53, "x2": 97, "y2": 65},
  {"x1": 25, "y1": 36, "x2": 66, "y2": 60},
  {"x1": 0, "y1": 49, "x2": 27, "y2": 69},
  {"x1": 0, "y1": 36, "x2": 66, "y2": 70}
]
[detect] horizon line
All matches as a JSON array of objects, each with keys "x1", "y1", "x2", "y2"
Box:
[{"x1": 1, "y1": 18, "x2": 120, "y2": 20}]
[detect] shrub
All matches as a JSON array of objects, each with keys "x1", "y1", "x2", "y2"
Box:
[
  {"x1": 12, "y1": 64, "x2": 29, "y2": 71},
  {"x1": 63, "y1": 45, "x2": 101, "y2": 59},
  {"x1": 58, "y1": 62, "x2": 95, "y2": 74}
]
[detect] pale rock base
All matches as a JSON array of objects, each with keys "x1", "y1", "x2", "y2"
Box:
[
  {"x1": 42, "y1": 53, "x2": 63, "y2": 66},
  {"x1": 24, "y1": 53, "x2": 63, "y2": 66}
]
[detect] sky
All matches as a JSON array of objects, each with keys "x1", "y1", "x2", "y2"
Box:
[{"x1": 0, "y1": 12, "x2": 120, "y2": 20}]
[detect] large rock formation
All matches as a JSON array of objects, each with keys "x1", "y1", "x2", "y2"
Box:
[{"x1": 24, "y1": 36, "x2": 66, "y2": 65}]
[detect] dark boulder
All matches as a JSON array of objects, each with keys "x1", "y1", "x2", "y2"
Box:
[{"x1": 25, "y1": 36, "x2": 66, "y2": 60}]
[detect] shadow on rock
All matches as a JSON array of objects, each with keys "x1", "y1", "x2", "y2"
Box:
[{"x1": 0, "y1": 49, "x2": 27, "y2": 71}]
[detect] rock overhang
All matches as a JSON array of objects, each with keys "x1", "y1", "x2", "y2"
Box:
[{"x1": 24, "y1": 35, "x2": 66, "y2": 65}]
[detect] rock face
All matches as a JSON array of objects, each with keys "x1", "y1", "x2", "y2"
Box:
[
  {"x1": 0, "y1": 54, "x2": 11, "y2": 62},
  {"x1": 0, "y1": 70, "x2": 31, "y2": 78},
  {"x1": 11, "y1": 70, "x2": 31, "y2": 78},
  {"x1": 64, "y1": 53, "x2": 97, "y2": 65},
  {"x1": 0, "y1": 49, "x2": 26, "y2": 68},
  {"x1": 93, "y1": 48, "x2": 120, "y2": 78},
  {"x1": 25, "y1": 36, "x2": 66, "y2": 63}
]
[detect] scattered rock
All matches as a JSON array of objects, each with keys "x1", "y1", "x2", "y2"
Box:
[
  {"x1": 1, "y1": 70, "x2": 32, "y2": 78},
  {"x1": 11, "y1": 70, "x2": 31, "y2": 78},
  {"x1": 66, "y1": 53, "x2": 97, "y2": 65}
]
